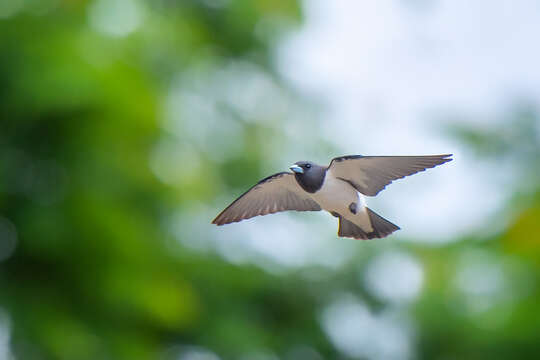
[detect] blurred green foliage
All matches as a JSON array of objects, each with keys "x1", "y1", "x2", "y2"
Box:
[{"x1": 0, "y1": 1, "x2": 539, "y2": 360}]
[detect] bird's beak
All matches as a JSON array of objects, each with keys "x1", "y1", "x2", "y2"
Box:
[{"x1": 290, "y1": 165, "x2": 304, "y2": 174}]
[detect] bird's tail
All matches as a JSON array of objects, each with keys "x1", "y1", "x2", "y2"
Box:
[{"x1": 338, "y1": 207, "x2": 400, "y2": 240}]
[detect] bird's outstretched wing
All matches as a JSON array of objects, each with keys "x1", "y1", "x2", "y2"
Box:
[
  {"x1": 328, "y1": 154, "x2": 452, "y2": 196},
  {"x1": 212, "y1": 172, "x2": 321, "y2": 225}
]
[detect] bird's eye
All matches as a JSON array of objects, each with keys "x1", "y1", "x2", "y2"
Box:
[{"x1": 305, "y1": 164, "x2": 311, "y2": 169}]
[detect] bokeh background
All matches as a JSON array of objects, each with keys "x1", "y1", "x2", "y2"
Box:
[{"x1": 1, "y1": 1, "x2": 539, "y2": 359}]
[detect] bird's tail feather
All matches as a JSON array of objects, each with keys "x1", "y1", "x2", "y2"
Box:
[{"x1": 338, "y1": 208, "x2": 400, "y2": 240}]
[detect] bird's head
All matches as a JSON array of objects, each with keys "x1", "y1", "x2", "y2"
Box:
[
  {"x1": 289, "y1": 161, "x2": 315, "y2": 175},
  {"x1": 289, "y1": 161, "x2": 327, "y2": 193}
]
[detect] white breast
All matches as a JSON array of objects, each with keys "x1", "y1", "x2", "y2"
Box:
[
  {"x1": 310, "y1": 170, "x2": 373, "y2": 232},
  {"x1": 310, "y1": 171, "x2": 358, "y2": 213}
]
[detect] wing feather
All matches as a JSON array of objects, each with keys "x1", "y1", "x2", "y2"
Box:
[
  {"x1": 329, "y1": 154, "x2": 452, "y2": 196},
  {"x1": 212, "y1": 172, "x2": 321, "y2": 225}
]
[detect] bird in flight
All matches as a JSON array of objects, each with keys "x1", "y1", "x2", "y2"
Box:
[{"x1": 212, "y1": 154, "x2": 452, "y2": 239}]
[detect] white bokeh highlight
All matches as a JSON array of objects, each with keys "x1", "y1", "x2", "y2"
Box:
[
  {"x1": 321, "y1": 295, "x2": 413, "y2": 360},
  {"x1": 364, "y1": 251, "x2": 424, "y2": 303},
  {"x1": 175, "y1": 346, "x2": 220, "y2": 360},
  {"x1": 0, "y1": 0, "x2": 24, "y2": 19},
  {"x1": 0, "y1": 311, "x2": 13, "y2": 360},
  {"x1": 88, "y1": 0, "x2": 144, "y2": 38},
  {"x1": 454, "y1": 250, "x2": 509, "y2": 313}
]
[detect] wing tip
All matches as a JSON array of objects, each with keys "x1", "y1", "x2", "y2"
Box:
[
  {"x1": 437, "y1": 153, "x2": 453, "y2": 165},
  {"x1": 212, "y1": 216, "x2": 239, "y2": 226},
  {"x1": 421, "y1": 154, "x2": 453, "y2": 166},
  {"x1": 212, "y1": 213, "x2": 238, "y2": 225}
]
